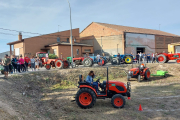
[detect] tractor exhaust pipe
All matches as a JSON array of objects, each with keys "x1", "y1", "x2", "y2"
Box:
[{"x1": 107, "y1": 67, "x2": 109, "y2": 93}]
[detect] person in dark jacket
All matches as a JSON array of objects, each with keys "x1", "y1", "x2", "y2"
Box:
[
  {"x1": 136, "y1": 53, "x2": 139, "y2": 63},
  {"x1": 11, "y1": 55, "x2": 17, "y2": 73},
  {"x1": 117, "y1": 53, "x2": 121, "y2": 65}
]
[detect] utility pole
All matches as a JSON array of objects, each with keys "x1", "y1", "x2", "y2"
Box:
[{"x1": 66, "y1": 0, "x2": 73, "y2": 68}]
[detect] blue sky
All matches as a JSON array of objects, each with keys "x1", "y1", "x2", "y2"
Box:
[{"x1": 0, "y1": 0, "x2": 180, "y2": 53}]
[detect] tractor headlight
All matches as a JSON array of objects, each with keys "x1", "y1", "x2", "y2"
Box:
[
  {"x1": 140, "y1": 65, "x2": 143, "y2": 69},
  {"x1": 128, "y1": 71, "x2": 133, "y2": 76}
]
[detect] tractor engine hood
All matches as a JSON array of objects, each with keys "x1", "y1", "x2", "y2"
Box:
[
  {"x1": 129, "y1": 68, "x2": 139, "y2": 71},
  {"x1": 108, "y1": 81, "x2": 127, "y2": 87}
]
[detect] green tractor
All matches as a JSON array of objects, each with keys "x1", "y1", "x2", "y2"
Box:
[{"x1": 0, "y1": 65, "x2": 4, "y2": 74}]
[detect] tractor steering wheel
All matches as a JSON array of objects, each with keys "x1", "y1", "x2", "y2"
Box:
[{"x1": 96, "y1": 78, "x2": 100, "y2": 83}]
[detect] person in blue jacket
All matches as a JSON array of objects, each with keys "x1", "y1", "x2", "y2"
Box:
[{"x1": 86, "y1": 71, "x2": 99, "y2": 92}]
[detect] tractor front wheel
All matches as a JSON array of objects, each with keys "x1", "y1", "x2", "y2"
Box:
[
  {"x1": 55, "y1": 60, "x2": 64, "y2": 69},
  {"x1": 137, "y1": 75, "x2": 141, "y2": 82},
  {"x1": 45, "y1": 64, "x2": 51, "y2": 70},
  {"x1": 176, "y1": 59, "x2": 180, "y2": 64},
  {"x1": 111, "y1": 58, "x2": 119, "y2": 65},
  {"x1": 111, "y1": 94, "x2": 125, "y2": 108},
  {"x1": 75, "y1": 88, "x2": 96, "y2": 109},
  {"x1": 144, "y1": 69, "x2": 150, "y2": 80}
]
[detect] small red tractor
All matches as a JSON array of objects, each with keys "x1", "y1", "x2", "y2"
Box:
[
  {"x1": 74, "y1": 67, "x2": 131, "y2": 109},
  {"x1": 36, "y1": 52, "x2": 69, "y2": 70},
  {"x1": 71, "y1": 57, "x2": 105, "y2": 67},
  {"x1": 127, "y1": 63, "x2": 150, "y2": 82},
  {"x1": 156, "y1": 53, "x2": 180, "y2": 63}
]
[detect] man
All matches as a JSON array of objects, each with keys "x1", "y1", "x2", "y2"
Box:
[
  {"x1": 24, "y1": 55, "x2": 30, "y2": 71},
  {"x1": 96, "y1": 53, "x2": 100, "y2": 63},
  {"x1": 2, "y1": 54, "x2": 11, "y2": 79},
  {"x1": 147, "y1": 53, "x2": 151, "y2": 63},
  {"x1": 136, "y1": 53, "x2": 139, "y2": 64},
  {"x1": 117, "y1": 53, "x2": 121, "y2": 65},
  {"x1": 11, "y1": 55, "x2": 17, "y2": 73}
]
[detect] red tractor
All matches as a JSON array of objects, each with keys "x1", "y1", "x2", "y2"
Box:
[
  {"x1": 75, "y1": 67, "x2": 131, "y2": 109},
  {"x1": 127, "y1": 63, "x2": 150, "y2": 82},
  {"x1": 36, "y1": 52, "x2": 69, "y2": 70},
  {"x1": 156, "y1": 53, "x2": 180, "y2": 64}
]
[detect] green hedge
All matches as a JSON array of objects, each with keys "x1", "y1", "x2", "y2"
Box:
[{"x1": 49, "y1": 54, "x2": 58, "y2": 59}]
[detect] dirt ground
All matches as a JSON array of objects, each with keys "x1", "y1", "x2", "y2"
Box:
[{"x1": 0, "y1": 63, "x2": 180, "y2": 120}]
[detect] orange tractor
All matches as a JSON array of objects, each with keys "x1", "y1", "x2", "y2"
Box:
[
  {"x1": 127, "y1": 63, "x2": 150, "y2": 82},
  {"x1": 36, "y1": 52, "x2": 69, "y2": 70}
]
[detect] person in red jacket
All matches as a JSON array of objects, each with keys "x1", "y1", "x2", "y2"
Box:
[{"x1": 24, "y1": 55, "x2": 30, "y2": 71}]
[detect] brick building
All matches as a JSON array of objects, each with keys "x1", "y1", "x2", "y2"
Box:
[
  {"x1": 7, "y1": 28, "x2": 93, "y2": 58},
  {"x1": 80, "y1": 22, "x2": 180, "y2": 55}
]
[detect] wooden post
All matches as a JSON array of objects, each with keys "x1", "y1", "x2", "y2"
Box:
[{"x1": 10, "y1": 45, "x2": 12, "y2": 59}]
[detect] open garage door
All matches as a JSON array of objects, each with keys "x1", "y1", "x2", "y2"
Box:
[{"x1": 175, "y1": 46, "x2": 180, "y2": 53}]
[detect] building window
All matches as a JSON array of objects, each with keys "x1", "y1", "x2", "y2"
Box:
[
  {"x1": 57, "y1": 37, "x2": 60, "y2": 42},
  {"x1": 15, "y1": 48, "x2": 20, "y2": 56},
  {"x1": 84, "y1": 49, "x2": 91, "y2": 52},
  {"x1": 67, "y1": 38, "x2": 69, "y2": 42},
  {"x1": 74, "y1": 38, "x2": 76, "y2": 42},
  {"x1": 53, "y1": 49, "x2": 57, "y2": 55},
  {"x1": 77, "y1": 49, "x2": 79, "y2": 55}
]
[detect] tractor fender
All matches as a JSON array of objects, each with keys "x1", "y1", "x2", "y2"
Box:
[
  {"x1": 143, "y1": 68, "x2": 149, "y2": 75},
  {"x1": 79, "y1": 85, "x2": 99, "y2": 96}
]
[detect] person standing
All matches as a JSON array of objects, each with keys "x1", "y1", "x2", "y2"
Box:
[
  {"x1": 35, "y1": 56, "x2": 40, "y2": 70},
  {"x1": 8, "y1": 56, "x2": 13, "y2": 74},
  {"x1": 147, "y1": 53, "x2": 151, "y2": 63},
  {"x1": 24, "y1": 55, "x2": 30, "y2": 71},
  {"x1": 136, "y1": 53, "x2": 139, "y2": 64},
  {"x1": 139, "y1": 52, "x2": 142, "y2": 63},
  {"x1": 2, "y1": 54, "x2": 11, "y2": 79},
  {"x1": 117, "y1": 53, "x2": 121, "y2": 65},
  {"x1": 155, "y1": 52, "x2": 158, "y2": 63},
  {"x1": 30, "y1": 56, "x2": 36, "y2": 71},
  {"x1": 11, "y1": 55, "x2": 17, "y2": 73},
  {"x1": 19, "y1": 55, "x2": 26, "y2": 72},
  {"x1": 152, "y1": 53, "x2": 155, "y2": 63},
  {"x1": 96, "y1": 53, "x2": 100, "y2": 63},
  {"x1": 16, "y1": 56, "x2": 21, "y2": 73}
]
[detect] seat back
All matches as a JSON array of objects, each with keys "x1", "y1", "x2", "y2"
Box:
[{"x1": 79, "y1": 75, "x2": 84, "y2": 82}]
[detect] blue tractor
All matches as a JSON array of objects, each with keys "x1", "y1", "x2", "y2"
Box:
[{"x1": 111, "y1": 54, "x2": 134, "y2": 65}]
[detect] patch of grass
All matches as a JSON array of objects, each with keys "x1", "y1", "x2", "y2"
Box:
[{"x1": 50, "y1": 80, "x2": 75, "y2": 91}]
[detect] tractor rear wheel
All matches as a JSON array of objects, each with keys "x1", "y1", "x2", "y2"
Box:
[
  {"x1": 157, "y1": 54, "x2": 167, "y2": 63},
  {"x1": 144, "y1": 69, "x2": 150, "y2": 80},
  {"x1": 137, "y1": 75, "x2": 141, "y2": 82},
  {"x1": 124, "y1": 56, "x2": 133, "y2": 64},
  {"x1": 55, "y1": 60, "x2": 64, "y2": 69},
  {"x1": 111, "y1": 58, "x2": 119, "y2": 65},
  {"x1": 111, "y1": 94, "x2": 125, "y2": 108},
  {"x1": 82, "y1": 58, "x2": 93, "y2": 67},
  {"x1": 75, "y1": 88, "x2": 96, "y2": 109},
  {"x1": 45, "y1": 64, "x2": 51, "y2": 70},
  {"x1": 176, "y1": 59, "x2": 180, "y2": 64}
]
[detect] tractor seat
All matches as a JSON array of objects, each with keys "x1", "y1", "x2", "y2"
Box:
[{"x1": 78, "y1": 81, "x2": 90, "y2": 85}]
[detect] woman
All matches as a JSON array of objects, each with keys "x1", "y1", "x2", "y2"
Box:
[
  {"x1": 30, "y1": 56, "x2": 36, "y2": 71},
  {"x1": 35, "y1": 56, "x2": 40, "y2": 70},
  {"x1": 19, "y1": 55, "x2": 26, "y2": 72},
  {"x1": 86, "y1": 71, "x2": 99, "y2": 92}
]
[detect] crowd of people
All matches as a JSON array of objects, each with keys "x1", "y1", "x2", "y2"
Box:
[
  {"x1": 0, "y1": 54, "x2": 41, "y2": 79},
  {"x1": 135, "y1": 52, "x2": 159, "y2": 63}
]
